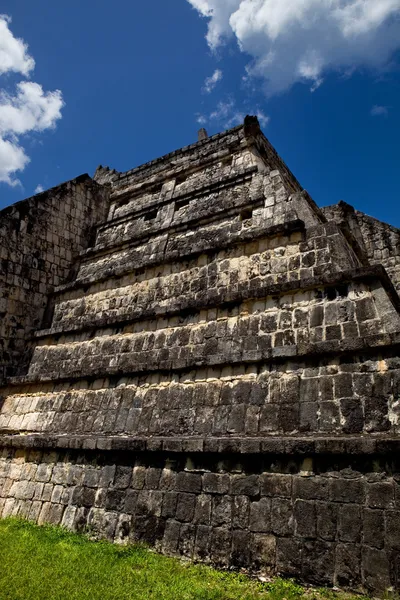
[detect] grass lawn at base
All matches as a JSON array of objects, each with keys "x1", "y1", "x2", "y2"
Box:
[{"x1": 0, "y1": 519, "x2": 368, "y2": 600}]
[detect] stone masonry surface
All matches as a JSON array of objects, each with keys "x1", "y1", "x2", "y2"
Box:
[
  {"x1": 0, "y1": 176, "x2": 109, "y2": 380},
  {"x1": 0, "y1": 116, "x2": 399, "y2": 594}
]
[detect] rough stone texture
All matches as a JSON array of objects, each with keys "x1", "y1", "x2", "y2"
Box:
[
  {"x1": 322, "y1": 201, "x2": 400, "y2": 293},
  {"x1": 0, "y1": 448, "x2": 399, "y2": 593},
  {"x1": 0, "y1": 116, "x2": 399, "y2": 594},
  {"x1": 0, "y1": 175, "x2": 109, "y2": 380}
]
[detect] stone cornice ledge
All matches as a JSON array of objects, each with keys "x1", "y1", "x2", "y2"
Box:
[
  {"x1": 9, "y1": 329, "x2": 400, "y2": 387},
  {"x1": 35, "y1": 264, "x2": 395, "y2": 340},
  {"x1": 102, "y1": 165, "x2": 258, "y2": 232},
  {"x1": 0, "y1": 433, "x2": 399, "y2": 455},
  {"x1": 54, "y1": 218, "x2": 305, "y2": 295}
]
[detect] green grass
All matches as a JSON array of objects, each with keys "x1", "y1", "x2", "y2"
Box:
[{"x1": 0, "y1": 519, "x2": 367, "y2": 600}]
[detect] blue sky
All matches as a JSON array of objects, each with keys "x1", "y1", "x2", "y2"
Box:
[{"x1": 0, "y1": 1, "x2": 399, "y2": 226}]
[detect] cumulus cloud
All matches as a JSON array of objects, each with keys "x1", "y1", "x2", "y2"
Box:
[
  {"x1": 34, "y1": 184, "x2": 44, "y2": 193},
  {"x1": 0, "y1": 15, "x2": 35, "y2": 76},
  {"x1": 188, "y1": 0, "x2": 242, "y2": 49},
  {"x1": 203, "y1": 68, "x2": 223, "y2": 93},
  {"x1": 187, "y1": 0, "x2": 400, "y2": 94},
  {"x1": 370, "y1": 105, "x2": 389, "y2": 117},
  {"x1": 197, "y1": 98, "x2": 269, "y2": 129},
  {"x1": 0, "y1": 82, "x2": 63, "y2": 137},
  {"x1": 0, "y1": 137, "x2": 29, "y2": 187},
  {"x1": 0, "y1": 15, "x2": 64, "y2": 186}
]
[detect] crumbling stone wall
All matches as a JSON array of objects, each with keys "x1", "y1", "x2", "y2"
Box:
[
  {"x1": 322, "y1": 201, "x2": 400, "y2": 292},
  {"x1": 0, "y1": 176, "x2": 109, "y2": 380},
  {"x1": 0, "y1": 117, "x2": 399, "y2": 594}
]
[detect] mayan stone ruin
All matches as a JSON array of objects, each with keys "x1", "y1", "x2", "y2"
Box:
[{"x1": 0, "y1": 116, "x2": 399, "y2": 593}]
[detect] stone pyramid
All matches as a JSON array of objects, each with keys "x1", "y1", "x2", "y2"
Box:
[{"x1": 0, "y1": 116, "x2": 399, "y2": 593}]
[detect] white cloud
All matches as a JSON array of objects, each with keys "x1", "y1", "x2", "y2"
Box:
[
  {"x1": 203, "y1": 68, "x2": 223, "y2": 93},
  {"x1": 187, "y1": 0, "x2": 242, "y2": 49},
  {"x1": 34, "y1": 184, "x2": 44, "y2": 193},
  {"x1": 0, "y1": 82, "x2": 63, "y2": 136},
  {"x1": 0, "y1": 15, "x2": 35, "y2": 76},
  {"x1": 224, "y1": 107, "x2": 269, "y2": 128},
  {"x1": 370, "y1": 105, "x2": 389, "y2": 117},
  {"x1": 210, "y1": 99, "x2": 235, "y2": 121},
  {"x1": 186, "y1": 0, "x2": 400, "y2": 94},
  {"x1": 196, "y1": 113, "x2": 208, "y2": 125},
  {"x1": 254, "y1": 109, "x2": 269, "y2": 127},
  {"x1": 196, "y1": 100, "x2": 234, "y2": 126},
  {"x1": 196, "y1": 98, "x2": 269, "y2": 129},
  {"x1": 0, "y1": 15, "x2": 64, "y2": 186},
  {"x1": 0, "y1": 137, "x2": 29, "y2": 187}
]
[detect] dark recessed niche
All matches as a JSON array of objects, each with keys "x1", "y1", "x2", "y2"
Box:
[
  {"x1": 175, "y1": 172, "x2": 187, "y2": 185},
  {"x1": 326, "y1": 284, "x2": 349, "y2": 301},
  {"x1": 143, "y1": 209, "x2": 158, "y2": 222},
  {"x1": 221, "y1": 155, "x2": 233, "y2": 166},
  {"x1": 118, "y1": 197, "x2": 131, "y2": 208},
  {"x1": 240, "y1": 208, "x2": 253, "y2": 221},
  {"x1": 326, "y1": 287, "x2": 337, "y2": 301},
  {"x1": 175, "y1": 198, "x2": 190, "y2": 211},
  {"x1": 336, "y1": 284, "x2": 349, "y2": 298},
  {"x1": 87, "y1": 228, "x2": 97, "y2": 248}
]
